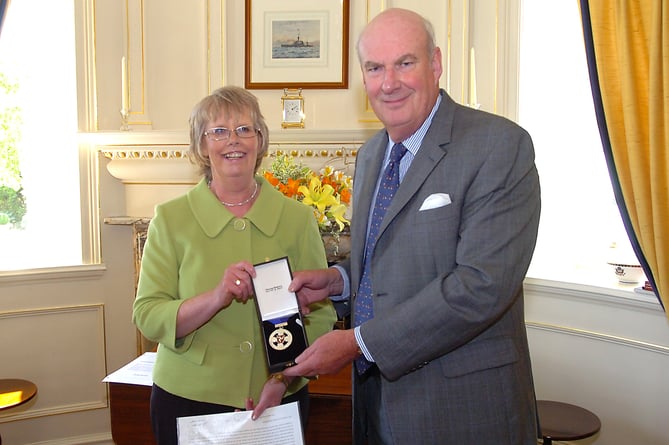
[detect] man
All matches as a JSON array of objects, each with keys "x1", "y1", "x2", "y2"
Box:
[{"x1": 284, "y1": 8, "x2": 541, "y2": 444}]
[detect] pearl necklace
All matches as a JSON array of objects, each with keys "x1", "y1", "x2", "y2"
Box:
[{"x1": 210, "y1": 181, "x2": 259, "y2": 207}]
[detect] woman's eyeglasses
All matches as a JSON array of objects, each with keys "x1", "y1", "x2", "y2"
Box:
[{"x1": 204, "y1": 125, "x2": 259, "y2": 141}]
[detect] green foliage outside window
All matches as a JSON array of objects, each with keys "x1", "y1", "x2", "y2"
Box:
[{"x1": 0, "y1": 71, "x2": 26, "y2": 227}]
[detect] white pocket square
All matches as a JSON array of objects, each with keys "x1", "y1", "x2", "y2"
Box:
[{"x1": 419, "y1": 193, "x2": 451, "y2": 211}]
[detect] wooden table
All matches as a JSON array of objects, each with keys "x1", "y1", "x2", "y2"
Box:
[
  {"x1": 109, "y1": 366, "x2": 353, "y2": 445},
  {"x1": 0, "y1": 379, "x2": 37, "y2": 411},
  {"x1": 304, "y1": 364, "x2": 352, "y2": 444},
  {"x1": 538, "y1": 400, "x2": 601, "y2": 445},
  {"x1": 0, "y1": 379, "x2": 38, "y2": 445},
  {"x1": 108, "y1": 383, "x2": 155, "y2": 445}
]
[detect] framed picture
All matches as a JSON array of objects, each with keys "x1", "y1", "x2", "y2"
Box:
[{"x1": 245, "y1": 0, "x2": 350, "y2": 89}]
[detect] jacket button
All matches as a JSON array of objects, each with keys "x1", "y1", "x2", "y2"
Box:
[
  {"x1": 239, "y1": 341, "x2": 253, "y2": 352},
  {"x1": 233, "y1": 219, "x2": 246, "y2": 231}
]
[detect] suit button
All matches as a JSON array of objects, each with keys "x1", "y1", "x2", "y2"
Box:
[
  {"x1": 239, "y1": 341, "x2": 253, "y2": 352},
  {"x1": 405, "y1": 361, "x2": 430, "y2": 374}
]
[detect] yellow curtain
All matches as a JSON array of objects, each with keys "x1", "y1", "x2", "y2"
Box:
[
  {"x1": 584, "y1": 0, "x2": 668, "y2": 311},
  {"x1": 0, "y1": 0, "x2": 11, "y2": 36}
]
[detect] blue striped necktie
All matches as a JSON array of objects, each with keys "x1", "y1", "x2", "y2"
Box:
[{"x1": 354, "y1": 142, "x2": 407, "y2": 374}]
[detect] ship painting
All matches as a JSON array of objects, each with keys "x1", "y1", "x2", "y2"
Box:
[
  {"x1": 281, "y1": 29, "x2": 312, "y2": 48},
  {"x1": 272, "y1": 20, "x2": 320, "y2": 59}
]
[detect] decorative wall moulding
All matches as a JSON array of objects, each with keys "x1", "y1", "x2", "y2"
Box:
[
  {"x1": 89, "y1": 129, "x2": 375, "y2": 184},
  {"x1": 104, "y1": 157, "x2": 199, "y2": 185},
  {"x1": 0, "y1": 304, "x2": 107, "y2": 421},
  {"x1": 100, "y1": 144, "x2": 359, "y2": 185},
  {"x1": 80, "y1": 129, "x2": 375, "y2": 145},
  {"x1": 100, "y1": 147, "x2": 189, "y2": 162}
]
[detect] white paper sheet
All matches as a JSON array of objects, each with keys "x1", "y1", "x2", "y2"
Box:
[
  {"x1": 102, "y1": 351, "x2": 155, "y2": 386},
  {"x1": 177, "y1": 401, "x2": 304, "y2": 445}
]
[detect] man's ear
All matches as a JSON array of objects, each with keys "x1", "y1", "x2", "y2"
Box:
[{"x1": 431, "y1": 47, "x2": 443, "y2": 81}]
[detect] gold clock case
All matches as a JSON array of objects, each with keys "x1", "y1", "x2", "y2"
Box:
[{"x1": 281, "y1": 88, "x2": 305, "y2": 128}]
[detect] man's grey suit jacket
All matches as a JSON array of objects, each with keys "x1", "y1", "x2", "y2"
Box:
[{"x1": 343, "y1": 91, "x2": 541, "y2": 444}]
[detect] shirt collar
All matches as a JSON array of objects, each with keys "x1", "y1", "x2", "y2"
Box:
[{"x1": 388, "y1": 92, "x2": 443, "y2": 157}]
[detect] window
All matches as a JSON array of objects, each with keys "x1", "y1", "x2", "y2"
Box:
[
  {"x1": 518, "y1": 1, "x2": 639, "y2": 286},
  {"x1": 0, "y1": 1, "x2": 83, "y2": 271}
]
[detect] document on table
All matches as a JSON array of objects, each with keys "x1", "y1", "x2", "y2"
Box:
[
  {"x1": 177, "y1": 401, "x2": 304, "y2": 445},
  {"x1": 102, "y1": 351, "x2": 155, "y2": 386}
]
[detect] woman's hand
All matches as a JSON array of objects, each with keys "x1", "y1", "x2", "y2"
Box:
[
  {"x1": 175, "y1": 261, "x2": 256, "y2": 338},
  {"x1": 250, "y1": 373, "x2": 292, "y2": 420},
  {"x1": 214, "y1": 261, "x2": 257, "y2": 309}
]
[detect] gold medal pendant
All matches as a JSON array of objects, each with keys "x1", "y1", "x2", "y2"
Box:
[{"x1": 269, "y1": 326, "x2": 293, "y2": 351}]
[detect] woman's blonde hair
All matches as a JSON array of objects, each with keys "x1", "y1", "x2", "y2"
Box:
[{"x1": 188, "y1": 86, "x2": 269, "y2": 182}]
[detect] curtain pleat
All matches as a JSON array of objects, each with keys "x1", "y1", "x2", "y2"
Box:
[
  {"x1": 580, "y1": 0, "x2": 668, "y2": 311},
  {"x1": 0, "y1": 0, "x2": 10, "y2": 37}
]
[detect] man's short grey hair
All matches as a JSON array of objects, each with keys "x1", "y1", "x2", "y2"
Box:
[{"x1": 356, "y1": 10, "x2": 437, "y2": 62}]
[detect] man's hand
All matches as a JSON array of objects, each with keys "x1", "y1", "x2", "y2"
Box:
[
  {"x1": 283, "y1": 329, "x2": 359, "y2": 377},
  {"x1": 289, "y1": 268, "x2": 344, "y2": 315}
]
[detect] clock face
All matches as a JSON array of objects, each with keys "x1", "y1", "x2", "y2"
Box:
[{"x1": 283, "y1": 99, "x2": 302, "y2": 123}]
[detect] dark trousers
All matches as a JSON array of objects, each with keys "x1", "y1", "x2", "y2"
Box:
[
  {"x1": 354, "y1": 366, "x2": 394, "y2": 445},
  {"x1": 150, "y1": 383, "x2": 310, "y2": 445}
]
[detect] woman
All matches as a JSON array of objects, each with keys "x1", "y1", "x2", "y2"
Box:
[{"x1": 132, "y1": 86, "x2": 336, "y2": 444}]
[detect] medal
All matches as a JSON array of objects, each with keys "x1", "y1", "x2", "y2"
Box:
[{"x1": 269, "y1": 325, "x2": 293, "y2": 351}]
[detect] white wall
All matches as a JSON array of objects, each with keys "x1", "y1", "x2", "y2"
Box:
[{"x1": 526, "y1": 280, "x2": 669, "y2": 445}]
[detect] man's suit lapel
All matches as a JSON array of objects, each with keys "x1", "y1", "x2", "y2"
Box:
[
  {"x1": 379, "y1": 94, "x2": 455, "y2": 236},
  {"x1": 352, "y1": 92, "x2": 456, "y2": 279},
  {"x1": 386, "y1": 136, "x2": 447, "y2": 221}
]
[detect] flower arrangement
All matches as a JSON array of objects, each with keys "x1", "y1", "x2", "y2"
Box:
[{"x1": 263, "y1": 154, "x2": 352, "y2": 235}]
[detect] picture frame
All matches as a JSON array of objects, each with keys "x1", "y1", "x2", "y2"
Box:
[{"x1": 245, "y1": 0, "x2": 350, "y2": 89}]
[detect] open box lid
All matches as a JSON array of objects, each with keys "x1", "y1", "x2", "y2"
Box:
[{"x1": 253, "y1": 257, "x2": 299, "y2": 321}]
